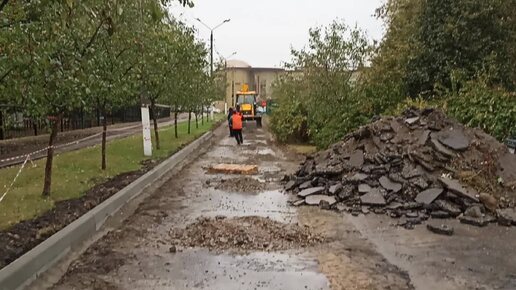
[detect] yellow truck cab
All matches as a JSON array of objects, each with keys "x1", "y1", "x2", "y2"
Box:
[{"x1": 235, "y1": 85, "x2": 263, "y2": 127}]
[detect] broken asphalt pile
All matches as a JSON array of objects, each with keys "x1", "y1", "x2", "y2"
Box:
[
  {"x1": 169, "y1": 216, "x2": 324, "y2": 252},
  {"x1": 285, "y1": 108, "x2": 516, "y2": 230}
]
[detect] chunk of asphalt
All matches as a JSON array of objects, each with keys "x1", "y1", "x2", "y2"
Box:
[
  {"x1": 402, "y1": 165, "x2": 422, "y2": 179},
  {"x1": 434, "y1": 200, "x2": 462, "y2": 217},
  {"x1": 405, "y1": 211, "x2": 419, "y2": 218},
  {"x1": 419, "y1": 130, "x2": 431, "y2": 146},
  {"x1": 496, "y1": 208, "x2": 516, "y2": 226},
  {"x1": 411, "y1": 177, "x2": 429, "y2": 190},
  {"x1": 430, "y1": 211, "x2": 451, "y2": 219},
  {"x1": 464, "y1": 205, "x2": 483, "y2": 218},
  {"x1": 439, "y1": 177, "x2": 479, "y2": 202},
  {"x1": 458, "y1": 215, "x2": 489, "y2": 227},
  {"x1": 297, "y1": 187, "x2": 325, "y2": 198},
  {"x1": 305, "y1": 195, "x2": 337, "y2": 206},
  {"x1": 337, "y1": 185, "x2": 355, "y2": 201},
  {"x1": 379, "y1": 176, "x2": 402, "y2": 193},
  {"x1": 358, "y1": 183, "x2": 372, "y2": 194},
  {"x1": 349, "y1": 150, "x2": 365, "y2": 168},
  {"x1": 329, "y1": 183, "x2": 343, "y2": 195},
  {"x1": 437, "y1": 129, "x2": 470, "y2": 151},
  {"x1": 386, "y1": 202, "x2": 403, "y2": 210},
  {"x1": 348, "y1": 173, "x2": 369, "y2": 182},
  {"x1": 426, "y1": 223, "x2": 454, "y2": 236},
  {"x1": 415, "y1": 188, "x2": 444, "y2": 205},
  {"x1": 292, "y1": 199, "x2": 305, "y2": 207},
  {"x1": 405, "y1": 117, "x2": 420, "y2": 125},
  {"x1": 430, "y1": 134, "x2": 454, "y2": 157},
  {"x1": 360, "y1": 188, "x2": 387, "y2": 206},
  {"x1": 284, "y1": 180, "x2": 296, "y2": 191},
  {"x1": 299, "y1": 181, "x2": 313, "y2": 190}
]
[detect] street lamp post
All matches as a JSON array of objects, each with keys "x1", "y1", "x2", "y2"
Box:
[
  {"x1": 195, "y1": 18, "x2": 231, "y2": 76},
  {"x1": 221, "y1": 52, "x2": 237, "y2": 114}
]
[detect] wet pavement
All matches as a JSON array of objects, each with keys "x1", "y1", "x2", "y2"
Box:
[{"x1": 31, "y1": 122, "x2": 516, "y2": 290}]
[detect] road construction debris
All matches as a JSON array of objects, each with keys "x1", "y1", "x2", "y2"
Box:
[
  {"x1": 169, "y1": 216, "x2": 324, "y2": 252},
  {"x1": 305, "y1": 195, "x2": 337, "y2": 206},
  {"x1": 211, "y1": 177, "x2": 266, "y2": 193},
  {"x1": 207, "y1": 164, "x2": 258, "y2": 175},
  {"x1": 426, "y1": 224, "x2": 454, "y2": 236},
  {"x1": 285, "y1": 108, "x2": 516, "y2": 228}
]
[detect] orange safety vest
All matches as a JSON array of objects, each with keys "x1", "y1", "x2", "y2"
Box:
[{"x1": 232, "y1": 113, "x2": 243, "y2": 130}]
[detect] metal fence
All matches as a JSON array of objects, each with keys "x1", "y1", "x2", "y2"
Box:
[{"x1": 0, "y1": 105, "x2": 171, "y2": 140}]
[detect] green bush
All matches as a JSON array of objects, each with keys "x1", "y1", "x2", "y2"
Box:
[
  {"x1": 447, "y1": 80, "x2": 516, "y2": 140},
  {"x1": 270, "y1": 98, "x2": 309, "y2": 144}
]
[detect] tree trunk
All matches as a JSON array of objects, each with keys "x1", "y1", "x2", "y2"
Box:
[
  {"x1": 0, "y1": 110, "x2": 4, "y2": 140},
  {"x1": 201, "y1": 106, "x2": 204, "y2": 126},
  {"x1": 96, "y1": 108, "x2": 100, "y2": 127},
  {"x1": 150, "y1": 100, "x2": 160, "y2": 150},
  {"x1": 33, "y1": 121, "x2": 38, "y2": 136},
  {"x1": 42, "y1": 115, "x2": 60, "y2": 196},
  {"x1": 188, "y1": 111, "x2": 192, "y2": 134},
  {"x1": 101, "y1": 109, "x2": 107, "y2": 170},
  {"x1": 80, "y1": 106, "x2": 85, "y2": 129},
  {"x1": 174, "y1": 109, "x2": 178, "y2": 139},
  {"x1": 195, "y1": 112, "x2": 199, "y2": 129}
]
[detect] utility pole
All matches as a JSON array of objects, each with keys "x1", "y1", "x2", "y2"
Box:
[
  {"x1": 195, "y1": 18, "x2": 230, "y2": 76},
  {"x1": 219, "y1": 52, "x2": 237, "y2": 114},
  {"x1": 210, "y1": 32, "x2": 214, "y2": 76}
]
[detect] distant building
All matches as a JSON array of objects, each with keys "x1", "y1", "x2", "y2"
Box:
[{"x1": 216, "y1": 60, "x2": 285, "y2": 111}]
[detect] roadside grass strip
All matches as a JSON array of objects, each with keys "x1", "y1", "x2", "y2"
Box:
[{"x1": 0, "y1": 118, "x2": 221, "y2": 230}]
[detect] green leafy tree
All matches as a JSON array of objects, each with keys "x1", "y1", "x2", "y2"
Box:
[
  {"x1": 407, "y1": 0, "x2": 515, "y2": 96},
  {"x1": 83, "y1": 0, "x2": 141, "y2": 170},
  {"x1": 272, "y1": 21, "x2": 372, "y2": 147},
  {"x1": 7, "y1": 1, "x2": 109, "y2": 196}
]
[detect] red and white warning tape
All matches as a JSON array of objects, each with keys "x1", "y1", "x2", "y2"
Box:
[
  {"x1": 0, "y1": 132, "x2": 103, "y2": 164},
  {"x1": 0, "y1": 131, "x2": 105, "y2": 203},
  {"x1": 0, "y1": 155, "x2": 30, "y2": 203}
]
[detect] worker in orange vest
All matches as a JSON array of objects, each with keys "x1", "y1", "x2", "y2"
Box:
[{"x1": 230, "y1": 105, "x2": 244, "y2": 145}]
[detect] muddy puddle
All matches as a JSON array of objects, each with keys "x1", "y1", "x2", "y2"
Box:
[{"x1": 112, "y1": 249, "x2": 329, "y2": 290}]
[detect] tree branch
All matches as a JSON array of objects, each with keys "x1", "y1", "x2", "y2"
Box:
[
  {"x1": 80, "y1": 19, "x2": 105, "y2": 58},
  {"x1": 0, "y1": 67, "x2": 13, "y2": 83}
]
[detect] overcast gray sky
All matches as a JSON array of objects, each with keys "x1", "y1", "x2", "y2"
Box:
[{"x1": 169, "y1": 0, "x2": 385, "y2": 68}]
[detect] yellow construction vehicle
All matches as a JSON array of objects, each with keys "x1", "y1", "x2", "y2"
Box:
[{"x1": 235, "y1": 84, "x2": 263, "y2": 127}]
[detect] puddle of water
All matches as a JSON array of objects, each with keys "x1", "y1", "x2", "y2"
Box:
[
  {"x1": 115, "y1": 249, "x2": 329, "y2": 290},
  {"x1": 190, "y1": 189, "x2": 295, "y2": 223}
]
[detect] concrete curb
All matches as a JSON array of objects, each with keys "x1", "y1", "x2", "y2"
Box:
[{"x1": 0, "y1": 130, "x2": 214, "y2": 290}]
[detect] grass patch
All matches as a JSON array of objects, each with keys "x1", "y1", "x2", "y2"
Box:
[{"x1": 0, "y1": 116, "x2": 222, "y2": 230}]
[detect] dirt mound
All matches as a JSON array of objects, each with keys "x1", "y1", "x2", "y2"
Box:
[
  {"x1": 169, "y1": 216, "x2": 324, "y2": 252},
  {"x1": 212, "y1": 177, "x2": 266, "y2": 193},
  {"x1": 286, "y1": 108, "x2": 516, "y2": 228}
]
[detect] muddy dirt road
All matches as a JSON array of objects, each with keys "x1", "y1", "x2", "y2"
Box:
[{"x1": 30, "y1": 123, "x2": 516, "y2": 290}]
